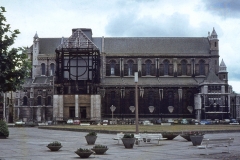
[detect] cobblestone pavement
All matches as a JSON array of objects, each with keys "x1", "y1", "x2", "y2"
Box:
[{"x1": 0, "y1": 127, "x2": 240, "y2": 160}]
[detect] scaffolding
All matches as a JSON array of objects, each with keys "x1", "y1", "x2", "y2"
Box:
[{"x1": 55, "y1": 29, "x2": 100, "y2": 95}]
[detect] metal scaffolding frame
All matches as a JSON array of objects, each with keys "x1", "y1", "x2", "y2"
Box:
[{"x1": 55, "y1": 29, "x2": 100, "y2": 95}]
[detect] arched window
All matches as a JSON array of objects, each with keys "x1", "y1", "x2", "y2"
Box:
[
  {"x1": 168, "y1": 91, "x2": 173, "y2": 106},
  {"x1": 110, "y1": 91, "x2": 116, "y2": 106},
  {"x1": 23, "y1": 96, "x2": 28, "y2": 105},
  {"x1": 129, "y1": 91, "x2": 135, "y2": 106},
  {"x1": 37, "y1": 96, "x2": 42, "y2": 105},
  {"x1": 47, "y1": 96, "x2": 52, "y2": 105},
  {"x1": 110, "y1": 60, "x2": 116, "y2": 75},
  {"x1": 199, "y1": 60, "x2": 205, "y2": 75},
  {"x1": 127, "y1": 60, "x2": 134, "y2": 76},
  {"x1": 148, "y1": 91, "x2": 154, "y2": 106},
  {"x1": 50, "y1": 63, "x2": 55, "y2": 76},
  {"x1": 145, "y1": 60, "x2": 152, "y2": 75},
  {"x1": 163, "y1": 60, "x2": 169, "y2": 75},
  {"x1": 41, "y1": 63, "x2": 46, "y2": 75},
  {"x1": 181, "y1": 60, "x2": 187, "y2": 75}
]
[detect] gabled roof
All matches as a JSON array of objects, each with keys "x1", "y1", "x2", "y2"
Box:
[
  {"x1": 104, "y1": 37, "x2": 210, "y2": 55},
  {"x1": 57, "y1": 29, "x2": 99, "y2": 50},
  {"x1": 201, "y1": 70, "x2": 223, "y2": 84}
]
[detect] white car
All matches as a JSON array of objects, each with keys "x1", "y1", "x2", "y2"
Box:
[
  {"x1": 67, "y1": 119, "x2": 73, "y2": 124},
  {"x1": 15, "y1": 120, "x2": 25, "y2": 125}
]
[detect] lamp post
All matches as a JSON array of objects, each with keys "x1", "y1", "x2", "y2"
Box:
[
  {"x1": 134, "y1": 72, "x2": 139, "y2": 134},
  {"x1": 110, "y1": 105, "x2": 116, "y2": 125}
]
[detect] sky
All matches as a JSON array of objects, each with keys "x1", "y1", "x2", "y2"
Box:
[{"x1": 1, "y1": 0, "x2": 240, "y2": 93}]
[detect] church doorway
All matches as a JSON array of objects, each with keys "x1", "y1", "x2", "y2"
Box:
[
  {"x1": 69, "y1": 107, "x2": 75, "y2": 118},
  {"x1": 80, "y1": 107, "x2": 86, "y2": 119}
]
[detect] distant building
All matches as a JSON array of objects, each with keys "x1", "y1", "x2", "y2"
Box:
[{"x1": 2, "y1": 28, "x2": 240, "y2": 123}]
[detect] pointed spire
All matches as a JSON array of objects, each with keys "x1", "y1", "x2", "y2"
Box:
[
  {"x1": 219, "y1": 59, "x2": 227, "y2": 72},
  {"x1": 211, "y1": 27, "x2": 218, "y2": 39},
  {"x1": 34, "y1": 32, "x2": 39, "y2": 39}
]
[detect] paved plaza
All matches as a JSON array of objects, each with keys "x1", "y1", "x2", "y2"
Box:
[{"x1": 0, "y1": 127, "x2": 240, "y2": 160}]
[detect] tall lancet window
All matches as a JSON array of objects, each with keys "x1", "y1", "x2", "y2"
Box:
[
  {"x1": 163, "y1": 60, "x2": 169, "y2": 75},
  {"x1": 146, "y1": 60, "x2": 152, "y2": 75},
  {"x1": 127, "y1": 60, "x2": 134, "y2": 76},
  {"x1": 110, "y1": 60, "x2": 116, "y2": 75},
  {"x1": 50, "y1": 63, "x2": 55, "y2": 76},
  {"x1": 181, "y1": 60, "x2": 187, "y2": 75},
  {"x1": 41, "y1": 63, "x2": 46, "y2": 75},
  {"x1": 199, "y1": 60, "x2": 205, "y2": 75}
]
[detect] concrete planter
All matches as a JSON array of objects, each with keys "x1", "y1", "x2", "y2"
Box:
[
  {"x1": 85, "y1": 136, "x2": 97, "y2": 145},
  {"x1": 47, "y1": 146, "x2": 62, "y2": 151},
  {"x1": 122, "y1": 138, "x2": 135, "y2": 149},
  {"x1": 91, "y1": 148, "x2": 108, "y2": 154},
  {"x1": 190, "y1": 135, "x2": 204, "y2": 146},
  {"x1": 75, "y1": 151, "x2": 93, "y2": 158}
]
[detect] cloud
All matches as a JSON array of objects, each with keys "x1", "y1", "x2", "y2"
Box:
[
  {"x1": 105, "y1": 10, "x2": 218, "y2": 37},
  {"x1": 202, "y1": 0, "x2": 240, "y2": 18}
]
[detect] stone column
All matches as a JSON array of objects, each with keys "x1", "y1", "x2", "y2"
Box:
[
  {"x1": 91, "y1": 95, "x2": 101, "y2": 120},
  {"x1": 194, "y1": 94, "x2": 201, "y2": 121},
  {"x1": 75, "y1": 95, "x2": 79, "y2": 118},
  {"x1": 53, "y1": 95, "x2": 63, "y2": 122}
]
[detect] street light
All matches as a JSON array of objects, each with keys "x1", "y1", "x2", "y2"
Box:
[
  {"x1": 110, "y1": 105, "x2": 116, "y2": 125},
  {"x1": 134, "y1": 72, "x2": 139, "y2": 134}
]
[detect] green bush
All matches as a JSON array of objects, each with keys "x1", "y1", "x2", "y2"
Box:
[
  {"x1": 76, "y1": 148, "x2": 92, "y2": 153},
  {"x1": 0, "y1": 120, "x2": 9, "y2": 137},
  {"x1": 123, "y1": 133, "x2": 134, "y2": 138},
  {"x1": 93, "y1": 144, "x2": 108, "y2": 148},
  {"x1": 86, "y1": 131, "x2": 97, "y2": 136},
  {"x1": 47, "y1": 141, "x2": 61, "y2": 146}
]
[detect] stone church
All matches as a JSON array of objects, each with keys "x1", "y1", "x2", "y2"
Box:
[{"x1": 2, "y1": 27, "x2": 240, "y2": 123}]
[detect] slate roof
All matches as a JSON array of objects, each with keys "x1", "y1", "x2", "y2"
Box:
[
  {"x1": 101, "y1": 77, "x2": 200, "y2": 87},
  {"x1": 39, "y1": 38, "x2": 63, "y2": 54},
  {"x1": 103, "y1": 37, "x2": 210, "y2": 55},
  {"x1": 201, "y1": 70, "x2": 224, "y2": 84},
  {"x1": 33, "y1": 76, "x2": 53, "y2": 84}
]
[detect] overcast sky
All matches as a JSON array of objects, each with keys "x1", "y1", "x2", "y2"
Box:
[{"x1": 2, "y1": 0, "x2": 240, "y2": 93}]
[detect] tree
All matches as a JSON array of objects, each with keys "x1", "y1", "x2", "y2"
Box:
[{"x1": 0, "y1": 6, "x2": 31, "y2": 93}]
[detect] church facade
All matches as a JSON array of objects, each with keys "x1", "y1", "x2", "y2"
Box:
[{"x1": 2, "y1": 28, "x2": 240, "y2": 123}]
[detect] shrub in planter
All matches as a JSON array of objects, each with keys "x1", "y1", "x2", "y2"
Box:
[
  {"x1": 91, "y1": 144, "x2": 108, "y2": 155},
  {"x1": 180, "y1": 131, "x2": 204, "y2": 142},
  {"x1": 0, "y1": 120, "x2": 9, "y2": 138},
  {"x1": 75, "y1": 148, "x2": 93, "y2": 158},
  {"x1": 47, "y1": 141, "x2": 62, "y2": 151},
  {"x1": 122, "y1": 133, "x2": 135, "y2": 149},
  {"x1": 85, "y1": 131, "x2": 97, "y2": 145}
]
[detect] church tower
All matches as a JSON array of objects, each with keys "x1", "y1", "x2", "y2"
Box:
[
  {"x1": 32, "y1": 32, "x2": 39, "y2": 78},
  {"x1": 218, "y1": 59, "x2": 228, "y2": 83},
  {"x1": 209, "y1": 28, "x2": 219, "y2": 74}
]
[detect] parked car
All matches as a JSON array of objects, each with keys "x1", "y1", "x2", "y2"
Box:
[
  {"x1": 181, "y1": 119, "x2": 188, "y2": 124},
  {"x1": 200, "y1": 119, "x2": 211, "y2": 125},
  {"x1": 230, "y1": 119, "x2": 238, "y2": 123},
  {"x1": 15, "y1": 120, "x2": 26, "y2": 125},
  {"x1": 67, "y1": 119, "x2": 73, "y2": 124},
  {"x1": 73, "y1": 120, "x2": 80, "y2": 125},
  {"x1": 155, "y1": 119, "x2": 161, "y2": 124},
  {"x1": 191, "y1": 119, "x2": 199, "y2": 125}
]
